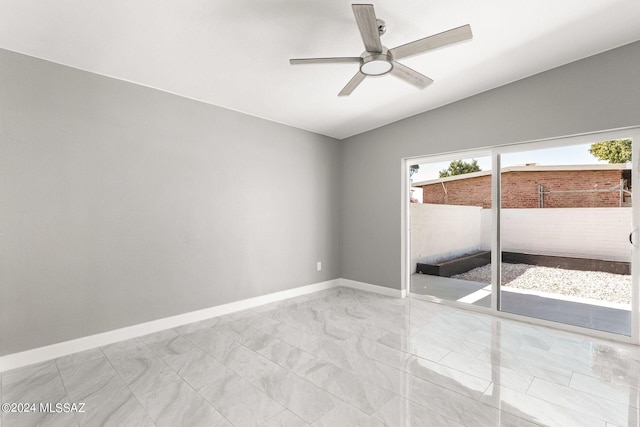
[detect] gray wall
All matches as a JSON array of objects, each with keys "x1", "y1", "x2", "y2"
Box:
[
  {"x1": 0, "y1": 49, "x2": 341, "y2": 355},
  {"x1": 3, "y1": 40, "x2": 640, "y2": 356},
  {"x1": 341, "y1": 41, "x2": 640, "y2": 289}
]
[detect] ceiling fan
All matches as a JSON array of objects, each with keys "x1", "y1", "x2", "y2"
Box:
[{"x1": 290, "y1": 4, "x2": 473, "y2": 96}]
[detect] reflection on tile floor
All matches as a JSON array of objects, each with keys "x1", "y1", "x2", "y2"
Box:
[{"x1": 3, "y1": 287, "x2": 640, "y2": 426}]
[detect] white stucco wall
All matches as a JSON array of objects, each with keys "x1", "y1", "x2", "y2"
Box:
[
  {"x1": 501, "y1": 208, "x2": 631, "y2": 262},
  {"x1": 410, "y1": 204, "x2": 483, "y2": 272},
  {"x1": 412, "y1": 206, "x2": 632, "y2": 272}
]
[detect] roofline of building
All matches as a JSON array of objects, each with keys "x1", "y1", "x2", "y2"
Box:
[{"x1": 412, "y1": 163, "x2": 630, "y2": 187}]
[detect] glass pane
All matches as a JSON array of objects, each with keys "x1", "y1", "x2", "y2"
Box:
[
  {"x1": 410, "y1": 156, "x2": 493, "y2": 308},
  {"x1": 499, "y1": 140, "x2": 632, "y2": 335}
]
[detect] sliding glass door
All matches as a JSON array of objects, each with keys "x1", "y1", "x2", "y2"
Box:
[
  {"x1": 409, "y1": 153, "x2": 494, "y2": 308},
  {"x1": 499, "y1": 141, "x2": 633, "y2": 335},
  {"x1": 407, "y1": 128, "x2": 640, "y2": 341}
]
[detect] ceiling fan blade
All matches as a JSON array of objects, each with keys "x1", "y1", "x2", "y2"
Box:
[
  {"x1": 338, "y1": 71, "x2": 366, "y2": 96},
  {"x1": 390, "y1": 62, "x2": 433, "y2": 89},
  {"x1": 390, "y1": 24, "x2": 472, "y2": 60},
  {"x1": 352, "y1": 4, "x2": 383, "y2": 53},
  {"x1": 289, "y1": 57, "x2": 361, "y2": 65}
]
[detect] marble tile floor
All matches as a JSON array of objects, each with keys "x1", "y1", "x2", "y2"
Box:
[{"x1": 2, "y1": 287, "x2": 640, "y2": 426}]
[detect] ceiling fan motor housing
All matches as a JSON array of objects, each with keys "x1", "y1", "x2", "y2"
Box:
[{"x1": 360, "y1": 48, "x2": 393, "y2": 76}]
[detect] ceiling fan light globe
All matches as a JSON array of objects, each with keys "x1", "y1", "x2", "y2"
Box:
[{"x1": 360, "y1": 59, "x2": 393, "y2": 76}]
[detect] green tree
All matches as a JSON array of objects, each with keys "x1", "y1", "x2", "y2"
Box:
[
  {"x1": 588, "y1": 139, "x2": 632, "y2": 164},
  {"x1": 439, "y1": 159, "x2": 481, "y2": 178}
]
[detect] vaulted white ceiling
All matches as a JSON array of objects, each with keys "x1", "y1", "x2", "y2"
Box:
[{"x1": 1, "y1": 0, "x2": 640, "y2": 139}]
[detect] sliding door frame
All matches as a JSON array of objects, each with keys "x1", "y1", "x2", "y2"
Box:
[
  {"x1": 402, "y1": 148, "x2": 493, "y2": 308},
  {"x1": 404, "y1": 126, "x2": 640, "y2": 344}
]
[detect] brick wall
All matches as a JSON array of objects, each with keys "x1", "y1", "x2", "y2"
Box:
[
  {"x1": 423, "y1": 174, "x2": 492, "y2": 208},
  {"x1": 419, "y1": 169, "x2": 626, "y2": 208}
]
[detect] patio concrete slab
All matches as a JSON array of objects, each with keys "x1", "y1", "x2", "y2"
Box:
[
  {"x1": 411, "y1": 274, "x2": 490, "y2": 306},
  {"x1": 499, "y1": 292, "x2": 630, "y2": 335},
  {"x1": 411, "y1": 274, "x2": 631, "y2": 336}
]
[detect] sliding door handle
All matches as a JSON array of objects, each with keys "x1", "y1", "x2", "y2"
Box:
[{"x1": 631, "y1": 229, "x2": 638, "y2": 245}]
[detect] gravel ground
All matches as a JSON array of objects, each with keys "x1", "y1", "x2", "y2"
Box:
[{"x1": 452, "y1": 263, "x2": 631, "y2": 304}]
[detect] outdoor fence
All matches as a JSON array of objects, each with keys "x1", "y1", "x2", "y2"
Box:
[
  {"x1": 411, "y1": 204, "x2": 484, "y2": 272},
  {"x1": 411, "y1": 204, "x2": 632, "y2": 273}
]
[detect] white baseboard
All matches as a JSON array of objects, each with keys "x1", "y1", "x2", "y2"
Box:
[
  {"x1": 0, "y1": 279, "x2": 340, "y2": 372},
  {"x1": 340, "y1": 278, "x2": 407, "y2": 298},
  {"x1": 0, "y1": 278, "x2": 406, "y2": 372}
]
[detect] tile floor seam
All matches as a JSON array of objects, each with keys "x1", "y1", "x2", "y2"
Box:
[
  {"x1": 393, "y1": 397, "x2": 474, "y2": 427},
  {"x1": 570, "y1": 371, "x2": 640, "y2": 409},
  {"x1": 271, "y1": 314, "x2": 366, "y2": 346},
  {"x1": 403, "y1": 375, "x2": 495, "y2": 416},
  {"x1": 271, "y1": 322, "x2": 420, "y2": 379},
  {"x1": 523, "y1": 374, "x2": 536, "y2": 395},
  {"x1": 203, "y1": 371, "x2": 286, "y2": 426},
  {"x1": 331, "y1": 350, "x2": 488, "y2": 422},
  {"x1": 520, "y1": 374, "x2": 535, "y2": 398},
  {"x1": 486, "y1": 391, "x2": 569, "y2": 426},
  {"x1": 413, "y1": 351, "x2": 496, "y2": 385},
  {"x1": 128, "y1": 341, "x2": 229, "y2": 427},
  {"x1": 98, "y1": 345, "x2": 159, "y2": 427},
  {"x1": 53, "y1": 358, "x2": 80, "y2": 427},
  {"x1": 432, "y1": 349, "x2": 451, "y2": 363},
  {"x1": 226, "y1": 342, "x2": 278, "y2": 377},
  {"x1": 176, "y1": 329, "x2": 210, "y2": 351},
  {"x1": 479, "y1": 379, "x2": 493, "y2": 398},
  {"x1": 500, "y1": 380, "x2": 607, "y2": 426},
  {"x1": 245, "y1": 353, "x2": 364, "y2": 424},
  {"x1": 568, "y1": 369, "x2": 577, "y2": 388},
  {"x1": 327, "y1": 368, "x2": 397, "y2": 417},
  {"x1": 528, "y1": 376, "x2": 630, "y2": 425},
  {"x1": 151, "y1": 371, "x2": 235, "y2": 427},
  {"x1": 152, "y1": 331, "x2": 282, "y2": 426},
  {"x1": 258, "y1": 408, "x2": 289, "y2": 426},
  {"x1": 349, "y1": 350, "x2": 491, "y2": 404}
]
